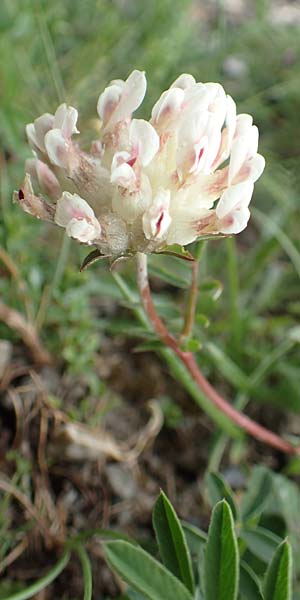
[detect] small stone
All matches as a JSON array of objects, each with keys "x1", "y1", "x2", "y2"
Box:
[{"x1": 105, "y1": 464, "x2": 137, "y2": 499}]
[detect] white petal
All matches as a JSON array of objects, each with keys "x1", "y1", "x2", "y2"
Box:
[
  {"x1": 247, "y1": 153, "x2": 265, "y2": 182},
  {"x1": 176, "y1": 111, "x2": 209, "y2": 177},
  {"x1": 142, "y1": 189, "x2": 171, "y2": 240},
  {"x1": 170, "y1": 74, "x2": 196, "y2": 90},
  {"x1": 44, "y1": 129, "x2": 69, "y2": 168},
  {"x1": 26, "y1": 123, "x2": 40, "y2": 150},
  {"x1": 216, "y1": 181, "x2": 254, "y2": 234},
  {"x1": 216, "y1": 181, "x2": 254, "y2": 219},
  {"x1": 26, "y1": 113, "x2": 54, "y2": 152},
  {"x1": 201, "y1": 120, "x2": 222, "y2": 173},
  {"x1": 151, "y1": 88, "x2": 185, "y2": 125},
  {"x1": 228, "y1": 134, "x2": 249, "y2": 184},
  {"x1": 35, "y1": 160, "x2": 61, "y2": 199},
  {"x1": 110, "y1": 162, "x2": 136, "y2": 188},
  {"x1": 66, "y1": 218, "x2": 100, "y2": 243},
  {"x1": 55, "y1": 192, "x2": 101, "y2": 242},
  {"x1": 219, "y1": 206, "x2": 251, "y2": 234},
  {"x1": 235, "y1": 153, "x2": 265, "y2": 184},
  {"x1": 235, "y1": 113, "x2": 253, "y2": 135},
  {"x1": 105, "y1": 70, "x2": 147, "y2": 130},
  {"x1": 112, "y1": 174, "x2": 152, "y2": 222},
  {"x1": 204, "y1": 82, "x2": 227, "y2": 128},
  {"x1": 248, "y1": 125, "x2": 259, "y2": 156},
  {"x1": 97, "y1": 84, "x2": 123, "y2": 123},
  {"x1": 129, "y1": 119, "x2": 160, "y2": 166},
  {"x1": 229, "y1": 125, "x2": 259, "y2": 184},
  {"x1": 55, "y1": 192, "x2": 95, "y2": 226},
  {"x1": 33, "y1": 113, "x2": 55, "y2": 150},
  {"x1": 111, "y1": 150, "x2": 131, "y2": 170},
  {"x1": 225, "y1": 95, "x2": 237, "y2": 151},
  {"x1": 53, "y1": 103, "x2": 79, "y2": 138}
]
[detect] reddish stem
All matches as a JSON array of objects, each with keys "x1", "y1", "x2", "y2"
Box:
[{"x1": 136, "y1": 253, "x2": 300, "y2": 456}]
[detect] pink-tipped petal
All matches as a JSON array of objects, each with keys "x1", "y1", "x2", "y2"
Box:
[
  {"x1": 14, "y1": 173, "x2": 55, "y2": 222},
  {"x1": 110, "y1": 161, "x2": 136, "y2": 188},
  {"x1": 55, "y1": 192, "x2": 101, "y2": 243},
  {"x1": 216, "y1": 181, "x2": 254, "y2": 234},
  {"x1": 97, "y1": 84, "x2": 123, "y2": 123},
  {"x1": 105, "y1": 70, "x2": 147, "y2": 130},
  {"x1": 35, "y1": 160, "x2": 61, "y2": 199},
  {"x1": 53, "y1": 103, "x2": 79, "y2": 138},
  {"x1": 129, "y1": 119, "x2": 160, "y2": 166},
  {"x1": 33, "y1": 113, "x2": 55, "y2": 150},
  {"x1": 143, "y1": 189, "x2": 171, "y2": 240},
  {"x1": 151, "y1": 88, "x2": 185, "y2": 125},
  {"x1": 45, "y1": 129, "x2": 70, "y2": 168}
]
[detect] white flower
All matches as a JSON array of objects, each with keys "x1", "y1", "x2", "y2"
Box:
[
  {"x1": 55, "y1": 192, "x2": 101, "y2": 244},
  {"x1": 17, "y1": 70, "x2": 265, "y2": 257}
]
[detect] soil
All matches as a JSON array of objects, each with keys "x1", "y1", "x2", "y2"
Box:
[{"x1": 0, "y1": 323, "x2": 288, "y2": 598}]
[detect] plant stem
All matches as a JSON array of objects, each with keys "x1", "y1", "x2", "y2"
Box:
[
  {"x1": 180, "y1": 259, "x2": 199, "y2": 342},
  {"x1": 136, "y1": 252, "x2": 300, "y2": 456},
  {"x1": 112, "y1": 272, "x2": 238, "y2": 435}
]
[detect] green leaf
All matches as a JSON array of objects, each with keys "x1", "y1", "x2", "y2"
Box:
[
  {"x1": 239, "y1": 561, "x2": 263, "y2": 600},
  {"x1": 263, "y1": 540, "x2": 292, "y2": 600},
  {"x1": 204, "y1": 499, "x2": 239, "y2": 600},
  {"x1": 240, "y1": 466, "x2": 273, "y2": 522},
  {"x1": 103, "y1": 541, "x2": 194, "y2": 600},
  {"x1": 149, "y1": 256, "x2": 191, "y2": 288},
  {"x1": 126, "y1": 590, "x2": 147, "y2": 600},
  {"x1": 75, "y1": 545, "x2": 92, "y2": 600},
  {"x1": 240, "y1": 527, "x2": 282, "y2": 563},
  {"x1": 152, "y1": 491, "x2": 195, "y2": 594},
  {"x1": 155, "y1": 244, "x2": 195, "y2": 262},
  {"x1": 80, "y1": 249, "x2": 109, "y2": 271},
  {"x1": 205, "y1": 343, "x2": 248, "y2": 390},
  {"x1": 206, "y1": 472, "x2": 238, "y2": 520},
  {"x1": 2, "y1": 551, "x2": 70, "y2": 600},
  {"x1": 181, "y1": 521, "x2": 207, "y2": 557}
]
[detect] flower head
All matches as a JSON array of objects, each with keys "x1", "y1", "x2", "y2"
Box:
[{"x1": 15, "y1": 70, "x2": 265, "y2": 258}]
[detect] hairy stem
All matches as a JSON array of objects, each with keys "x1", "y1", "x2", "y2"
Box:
[{"x1": 136, "y1": 252, "x2": 299, "y2": 456}]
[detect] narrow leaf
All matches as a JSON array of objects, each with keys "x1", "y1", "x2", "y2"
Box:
[
  {"x1": 206, "y1": 472, "x2": 238, "y2": 520},
  {"x1": 104, "y1": 541, "x2": 193, "y2": 600},
  {"x1": 240, "y1": 527, "x2": 282, "y2": 563},
  {"x1": 75, "y1": 545, "x2": 92, "y2": 600},
  {"x1": 156, "y1": 244, "x2": 195, "y2": 262},
  {"x1": 240, "y1": 561, "x2": 263, "y2": 600},
  {"x1": 152, "y1": 491, "x2": 194, "y2": 594},
  {"x1": 263, "y1": 540, "x2": 292, "y2": 600},
  {"x1": 204, "y1": 500, "x2": 239, "y2": 600},
  {"x1": 182, "y1": 521, "x2": 207, "y2": 557},
  {"x1": 240, "y1": 466, "x2": 273, "y2": 522}
]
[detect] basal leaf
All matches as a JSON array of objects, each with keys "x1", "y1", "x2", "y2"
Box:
[
  {"x1": 240, "y1": 561, "x2": 263, "y2": 600},
  {"x1": 204, "y1": 500, "x2": 239, "y2": 600},
  {"x1": 240, "y1": 527, "x2": 282, "y2": 563},
  {"x1": 152, "y1": 491, "x2": 194, "y2": 594},
  {"x1": 181, "y1": 521, "x2": 207, "y2": 557},
  {"x1": 263, "y1": 540, "x2": 292, "y2": 600},
  {"x1": 206, "y1": 472, "x2": 238, "y2": 520},
  {"x1": 103, "y1": 541, "x2": 193, "y2": 600},
  {"x1": 240, "y1": 466, "x2": 273, "y2": 522}
]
